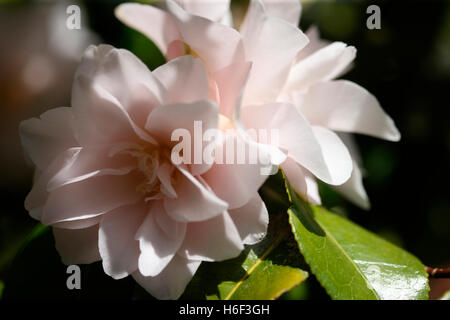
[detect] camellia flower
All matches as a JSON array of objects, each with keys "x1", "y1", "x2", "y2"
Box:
[
  {"x1": 19, "y1": 45, "x2": 269, "y2": 299},
  {"x1": 116, "y1": 0, "x2": 400, "y2": 208}
]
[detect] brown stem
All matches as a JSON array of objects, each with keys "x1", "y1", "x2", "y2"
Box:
[{"x1": 425, "y1": 266, "x2": 450, "y2": 278}]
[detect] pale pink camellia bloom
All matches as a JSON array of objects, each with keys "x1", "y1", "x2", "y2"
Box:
[
  {"x1": 19, "y1": 44, "x2": 269, "y2": 299},
  {"x1": 115, "y1": 0, "x2": 401, "y2": 209}
]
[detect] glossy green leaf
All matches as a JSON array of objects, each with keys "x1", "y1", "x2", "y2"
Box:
[
  {"x1": 182, "y1": 214, "x2": 308, "y2": 300},
  {"x1": 285, "y1": 177, "x2": 429, "y2": 300},
  {"x1": 223, "y1": 259, "x2": 308, "y2": 300}
]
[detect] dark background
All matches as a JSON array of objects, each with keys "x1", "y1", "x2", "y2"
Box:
[{"x1": 0, "y1": 0, "x2": 449, "y2": 299}]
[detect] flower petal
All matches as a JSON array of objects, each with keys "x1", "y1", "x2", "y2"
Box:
[
  {"x1": 300, "y1": 80, "x2": 401, "y2": 141},
  {"x1": 212, "y1": 61, "x2": 252, "y2": 118},
  {"x1": 241, "y1": 103, "x2": 350, "y2": 185},
  {"x1": 284, "y1": 42, "x2": 356, "y2": 93},
  {"x1": 98, "y1": 203, "x2": 147, "y2": 279},
  {"x1": 47, "y1": 145, "x2": 135, "y2": 190},
  {"x1": 24, "y1": 148, "x2": 80, "y2": 220},
  {"x1": 259, "y1": 0, "x2": 302, "y2": 26},
  {"x1": 164, "y1": 166, "x2": 228, "y2": 222},
  {"x1": 115, "y1": 3, "x2": 182, "y2": 54},
  {"x1": 178, "y1": 211, "x2": 243, "y2": 261},
  {"x1": 19, "y1": 107, "x2": 78, "y2": 170},
  {"x1": 332, "y1": 160, "x2": 370, "y2": 209},
  {"x1": 173, "y1": 0, "x2": 230, "y2": 22},
  {"x1": 72, "y1": 45, "x2": 163, "y2": 146},
  {"x1": 132, "y1": 255, "x2": 200, "y2": 300},
  {"x1": 41, "y1": 173, "x2": 142, "y2": 225},
  {"x1": 311, "y1": 126, "x2": 353, "y2": 186},
  {"x1": 145, "y1": 100, "x2": 219, "y2": 175},
  {"x1": 240, "y1": 0, "x2": 309, "y2": 104},
  {"x1": 280, "y1": 157, "x2": 307, "y2": 196},
  {"x1": 166, "y1": 0, "x2": 245, "y2": 72},
  {"x1": 153, "y1": 55, "x2": 209, "y2": 104},
  {"x1": 228, "y1": 193, "x2": 268, "y2": 245},
  {"x1": 136, "y1": 201, "x2": 186, "y2": 277},
  {"x1": 53, "y1": 225, "x2": 101, "y2": 265},
  {"x1": 202, "y1": 133, "x2": 269, "y2": 209}
]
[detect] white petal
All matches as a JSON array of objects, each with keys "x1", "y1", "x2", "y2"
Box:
[
  {"x1": 280, "y1": 157, "x2": 307, "y2": 196},
  {"x1": 333, "y1": 160, "x2": 370, "y2": 209},
  {"x1": 19, "y1": 107, "x2": 78, "y2": 170},
  {"x1": 228, "y1": 193, "x2": 268, "y2": 245},
  {"x1": 296, "y1": 25, "x2": 330, "y2": 62},
  {"x1": 300, "y1": 80, "x2": 401, "y2": 141},
  {"x1": 241, "y1": 103, "x2": 349, "y2": 185},
  {"x1": 98, "y1": 203, "x2": 146, "y2": 279},
  {"x1": 53, "y1": 225, "x2": 101, "y2": 265},
  {"x1": 241, "y1": 0, "x2": 309, "y2": 104},
  {"x1": 173, "y1": 0, "x2": 230, "y2": 22},
  {"x1": 259, "y1": 0, "x2": 301, "y2": 26},
  {"x1": 136, "y1": 201, "x2": 186, "y2": 277},
  {"x1": 178, "y1": 211, "x2": 243, "y2": 261},
  {"x1": 284, "y1": 42, "x2": 356, "y2": 93},
  {"x1": 132, "y1": 255, "x2": 200, "y2": 300},
  {"x1": 312, "y1": 126, "x2": 353, "y2": 186}
]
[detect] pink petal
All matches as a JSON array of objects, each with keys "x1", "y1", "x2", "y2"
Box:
[
  {"x1": 166, "y1": 0, "x2": 246, "y2": 72},
  {"x1": 136, "y1": 201, "x2": 186, "y2": 277},
  {"x1": 178, "y1": 211, "x2": 243, "y2": 261},
  {"x1": 41, "y1": 173, "x2": 142, "y2": 225},
  {"x1": 300, "y1": 80, "x2": 401, "y2": 141},
  {"x1": 202, "y1": 133, "x2": 269, "y2": 209},
  {"x1": 19, "y1": 107, "x2": 78, "y2": 170},
  {"x1": 240, "y1": 0, "x2": 309, "y2": 104},
  {"x1": 47, "y1": 145, "x2": 135, "y2": 191},
  {"x1": 115, "y1": 3, "x2": 182, "y2": 54},
  {"x1": 132, "y1": 255, "x2": 200, "y2": 300},
  {"x1": 228, "y1": 193, "x2": 268, "y2": 245},
  {"x1": 24, "y1": 148, "x2": 80, "y2": 220},
  {"x1": 72, "y1": 45, "x2": 163, "y2": 146},
  {"x1": 153, "y1": 55, "x2": 209, "y2": 105},
  {"x1": 145, "y1": 100, "x2": 219, "y2": 175},
  {"x1": 173, "y1": 0, "x2": 230, "y2": 22},
  {"x1": 212, "y1": 61, "x2": 252, "y2": 118},
  {"x1": 98, "y1": 203, "x2": 147, "y2": 279},
  {"x1": 53, "y1": 225, "x2": 101, "y2": 265},
  {"x1": 164, "y1": 166, "x2": 228, "y2": 222}
]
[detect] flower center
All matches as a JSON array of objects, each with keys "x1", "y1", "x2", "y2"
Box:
[{"x1": 119, "y1": 145, "x2": 165, "y2": 201}]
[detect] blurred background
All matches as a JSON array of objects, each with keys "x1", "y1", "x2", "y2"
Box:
[{"x1": 0, "y1": 0, "x2": 449, "y2": 299}]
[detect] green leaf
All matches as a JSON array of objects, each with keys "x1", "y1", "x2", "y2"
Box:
[
  {"x1": 223, "y1": 259, "x2": 308, "y2": 300},
  {"x1": 284, "y1": 176, "x2": 429, "y2": 300},
  {"x1": 182, "y1": 214, "x2": 308, "y2": 300}
]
